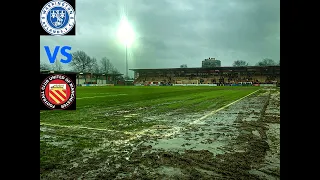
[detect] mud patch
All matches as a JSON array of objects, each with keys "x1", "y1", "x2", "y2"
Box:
[
  {"x1": 157, "y1": 166, "x2": 184, "y2": 177},
  {"x1": 123, "y1": 89, "x2": 280, "y2": 179}
]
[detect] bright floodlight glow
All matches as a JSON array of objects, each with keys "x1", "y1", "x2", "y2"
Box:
[{"x1": 117, "y1": 16, "x2": 135, "y2": 47}]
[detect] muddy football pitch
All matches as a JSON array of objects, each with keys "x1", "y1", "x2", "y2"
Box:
[{"x1": 40, "y1": 86, "x2": 280, "y2": 179}]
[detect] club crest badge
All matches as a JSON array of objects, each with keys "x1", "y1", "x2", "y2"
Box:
[
  {"x1": 40, "y1": 74, "x2": 76, "y2": 110},
  {"x1": 40, "y1": 0, "x2": 75, "y2": 36}
]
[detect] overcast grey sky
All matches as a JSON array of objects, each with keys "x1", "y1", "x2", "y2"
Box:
[{"x1": 40, "y1": 0, "x2": 280, "y2": 76}]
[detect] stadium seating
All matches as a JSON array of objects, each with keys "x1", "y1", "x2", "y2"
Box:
[{"x1": 133, "y1": 74, "x2": 279, "y2": 86}]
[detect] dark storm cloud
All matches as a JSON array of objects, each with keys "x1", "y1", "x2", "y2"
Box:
[{"x1": 40, "y1": 0, "x2": 280, "y2": 75}]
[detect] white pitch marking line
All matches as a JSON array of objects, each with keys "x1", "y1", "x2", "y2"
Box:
[
  {"x1": 77, "y1": 94, "x2": 128, "y2": 99},
  {"x1": 40, "y1": 122, "x2": 133, "y2": 134},
  {"x1": 163, "y1": 89, "x2": 261, "y2": 137},
  {"x1": 39, "y1": 122, "x2": 155, "y2": 148},
  {"x1": 121, "y1": 89, "x2": 261, "y2": 139},
  {"x1": 190, "y1": 89, "x2": 260, "y2": 125}
]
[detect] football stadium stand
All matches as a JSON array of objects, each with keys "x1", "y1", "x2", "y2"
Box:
[{"x1": 130, "y1": 66, "x2": 280, "y2": 87}]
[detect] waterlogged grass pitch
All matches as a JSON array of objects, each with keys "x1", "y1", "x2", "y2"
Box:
[{"x1": 40, "y1": 86, "x2": 261, "y2": 178}]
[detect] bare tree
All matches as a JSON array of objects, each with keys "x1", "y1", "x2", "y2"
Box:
[
  {"x1": 91, "y1": 57, "x2": 100, "y2": 73},
  {"x1": 69, "y1": 51, "x2": 96, "y2": 72},
  {"x1": 92, "y1": 63, "x2": 100, "y2": 73},
  {"x1": 112, "y1": 68, "x2": 124, "y2": 80},
  {"x1": 256, "y1": 58, "x2": 276, "y2": 66},
  {"x1": 100, "y1": 57, "x2": 114, "y2": 74},
  {"x1": 40, "y1": 61, "x2": 50, "y2": 70},
  {"x1": 233, "y1": 60, "x2": 249, "y2": 67},
  {"x1": 111, "y1": 67, "x2": 120, "y2": 74},
  {"x1": 51, "y1": 59, "x2": 63, "y2": 71},
  {"x1": 180, "y1": 64, "x2": 187, "y2": 68}
]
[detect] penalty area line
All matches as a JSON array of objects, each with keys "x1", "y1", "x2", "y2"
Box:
[
  {"x1": 125, "y1": 89, "x2": 261, "y2": 140},
  {"x1": 163, "y1": 89, "x2": 261, "y2": 137},
  {"x1": 190, "y1": 89, "x2": 260, "y2": 125}
]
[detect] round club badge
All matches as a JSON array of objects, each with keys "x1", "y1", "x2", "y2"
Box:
[
  {"x1": 40, "y1": 74, "x2": 76, "y2": 109},
  {"x1": 40, "y1": 0, "x2": 75, "y2": 36}
]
